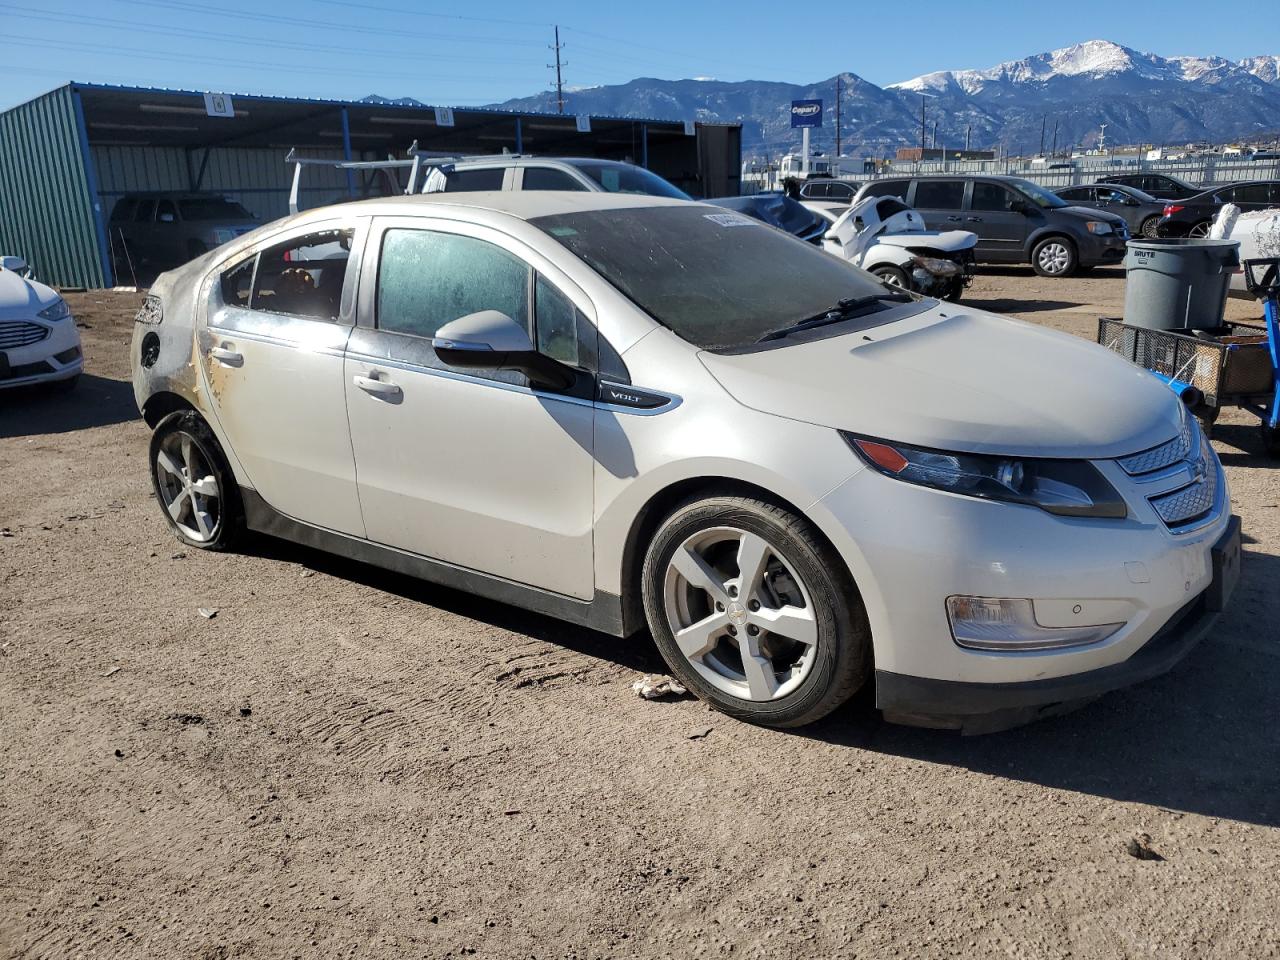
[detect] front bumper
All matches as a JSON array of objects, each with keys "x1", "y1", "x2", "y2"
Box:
[
  {"x1": 0, "y1": 317, "x2": 82, "y2": 389},
  {"x1": 814, "y1": 451, "x2": 1236, "y2": 732},
  {"x1": 1078, "y1": 231, "x2": 1128, "y2": 266},
  {"x1": 877, "y1": 578, "x2": 1222, "y2": 734}
]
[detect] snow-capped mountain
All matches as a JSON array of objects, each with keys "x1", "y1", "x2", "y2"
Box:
[{"x1": 488, "y1": 40, "x2": 1280, "y2": 157}]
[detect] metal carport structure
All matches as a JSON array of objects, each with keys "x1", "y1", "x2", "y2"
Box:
[{"x1": 0, "y1": 82, "x2": 742, "y2": 288}]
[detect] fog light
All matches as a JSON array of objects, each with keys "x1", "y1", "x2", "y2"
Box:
[{"x1": 946, "y1": 597, "x2": 1124, "y2": 651}]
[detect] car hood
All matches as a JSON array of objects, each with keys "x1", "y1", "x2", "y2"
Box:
[
  {"x1": 699, "y1": 305, "x2": 1181, "y2": 459},
  {"x1": 1060, "y1": 205, "x2": 1128, "y2": 227},
  {"x1": 874, "y1": 230, "x2": 978, "y2": 252},
  {"x1": 0, "y1": 269, "x2": 58, "y2": 319}
]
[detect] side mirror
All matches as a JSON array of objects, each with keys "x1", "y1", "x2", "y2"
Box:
[
  {"x1": 432, "y1": 310, "x2": 575, "y2": 392},
  {"x1": 0, "y1": 255, "x2": 29, "y2": 276},
  {"x1": 159, "y1": 212, "x2": 176, "y2": 223}
]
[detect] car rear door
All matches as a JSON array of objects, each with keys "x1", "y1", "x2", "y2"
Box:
[
  {"x1": 200, "y1": 218, "x2": 366, "y2": 536},
  {"x1": 909, "y1": 179, "x2": 966, "y2": 232},
  {"x1": 342, "y1": 216, "x2": 596, "y2": 600}
]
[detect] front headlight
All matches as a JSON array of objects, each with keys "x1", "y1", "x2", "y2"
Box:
[
  {"x1": 38, "y1": 298, "x2": 71, "y2": 322},
  {"x1": 909, "y1": 255, "x2": 960, "y2": 277},
  {"x1": 843, "y1": 434, "x2": 1127, "y2": 519},
  {"x1": 1085, "y1": 221, "x2": 1114, "y2": 235}
]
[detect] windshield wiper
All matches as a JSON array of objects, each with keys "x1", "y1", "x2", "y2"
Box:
[{"x1": 756, "y1": 292, "x2": 914, "y2": 343}]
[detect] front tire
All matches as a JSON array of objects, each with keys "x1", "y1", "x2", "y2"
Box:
[
  {"x1": 871, "y1": 265, "x2": 911, "y2": 291},
  {"x1": 641, "y1": 495, "x2": 871, "y2": 728},
  {"x1": 149, "y1": 410, "x2": 243, "y2": 551},
  {"x1": 1031, "y1": 237, "x2": 1078, "y2": 278}
]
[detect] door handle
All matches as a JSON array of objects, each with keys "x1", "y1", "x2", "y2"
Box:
[
  {"x1": 966, "y1": 217, "x2": 984, "y2": 223},
  {"x1": 946, "y1": 215, "x2": 962, "y2": 222},
  {"x1": 353, "y1": 374, "x2": 403, "y2": 401},
  {"x1": 209, "y1": 345, "x2": 243, "y2": 367}
]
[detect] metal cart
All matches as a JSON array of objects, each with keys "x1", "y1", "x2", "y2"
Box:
[{"x1": 1097, "y1": 257, "x2": 1280, "y2": 458}]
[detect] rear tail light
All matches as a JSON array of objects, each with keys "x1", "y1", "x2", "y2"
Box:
[{"x1": 1163, "y1": 204, "x2": 1184, "y2": 216}]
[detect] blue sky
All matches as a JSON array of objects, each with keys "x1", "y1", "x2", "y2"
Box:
[{"x1": 3, "y1": 0, "x2": 1279, "y2": 111}]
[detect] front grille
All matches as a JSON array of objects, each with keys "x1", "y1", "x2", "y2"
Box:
[
  {"x1": 1149, "y1": 456, "x2": 1219, "y2": 529},
  {"x1": 0, "y1": 320, "x2": 49, "y2": 349},
  {"x1": 1117, "y1": 415, "x2": 1195, "y2": 476}
]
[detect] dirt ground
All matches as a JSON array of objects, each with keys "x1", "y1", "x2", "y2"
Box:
[{"x1": 2, "y1": 269, "x2": 1277, "y2": 960}]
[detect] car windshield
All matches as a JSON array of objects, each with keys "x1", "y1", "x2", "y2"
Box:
[
  {"x1": 564, "y1": 161, "x2": 691, "y2": 200},
  {"x1": 1009, "y1": 179, "x2": 1069, "y2": 209},
  {"x1": 179, "y1": 197, "x2": 254, "y2": 221},
  {"x1": 532, "y1": 205, "x2": 904, "y2": 350}
]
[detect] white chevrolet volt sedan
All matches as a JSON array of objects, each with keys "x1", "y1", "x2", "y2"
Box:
[{"x1": 130, "y1": 192, "x2": 1240, "y2": 732}]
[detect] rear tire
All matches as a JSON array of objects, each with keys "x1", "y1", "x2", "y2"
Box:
[
  {"x1": 149, "y1": 410, "x2": 244, "y2": 551},
  {"x1": 1262, "y1": 424, "x2": 1280, "y2": 459},
  {"x1": 1031, "y1": 237, "x2": 1078, "y2": 278},
  {"x1": 1193, "y1": 404, "x2": 1220, "y2": 439},
  {"x1": 1140, "y1": 216, "x2": 1161, "y2": 239},
  {"x1": 1188, "y1": 221, "x2": 1212, "y2": 239},
  {"x1": 641, "y1": 494, "x2": 871, "y2": 728}
]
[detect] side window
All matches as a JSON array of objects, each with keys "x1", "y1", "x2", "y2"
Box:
[
  {"x1": 801, "y1": 182, "x2": 827, "y2": 199},
  {"x1": 534, "y1": 276, "x2": 580, "y2": 368},
  {"x1": 830, "y1": 182, "x2": 855, "y2": 200},
  {"x1": 1058, "y1": 187, "x2": 1086, "y2": 202},
  {"x1": 522, "y1": 167, "x2": 588, "y2": 191},
  {"x1": 1096, "y1": 188, "x2": 1124, "y2": 203},
  {"x1": 111, "y1": 198, "x2": 137, "y2": 222},
  {"x1": 250, "y1": 228, "x2": 353, "y2": 321},
  {"x1": 1230, "y1": 184, "x2": 1269, "y2": 204},
  {"x1": 861, "y1": 180, "x2": 909, "y2": 201},
  {"x1": 912, "y1": 180, "x2": 965, "y2": 210},
  {"x1": 971, "y1": 182, "x2": 1017, "y2": 212},
  {"x1": 377, "y1": 229, "x2": 530, "y2": 341},
  {"x1": 220, "y1": 257, "x2": 255, "y2": 308},
  {"x1": 445, "y1": 168, "x2": 505, "y2": 192},
  {"x1": 134, "y1": 198, "x2": 156, "y2": 223}
]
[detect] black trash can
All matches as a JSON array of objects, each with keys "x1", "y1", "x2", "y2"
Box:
[{"x1": 1123, "y1": 238, "x2": 1240, "y2": 330}]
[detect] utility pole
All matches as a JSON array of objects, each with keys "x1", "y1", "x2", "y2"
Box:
[
  {"x1": 548, "y1": 25, "x2": 566, "y2": 115},
  {"x1": 965, "y1": 125, "x2": 971, "y2": 153},
  {"x1": 932, "y1": 121, "x2": 937, "y2": 150},
  {"x1": 919, "y1": 96, "x2": 926, "y2": 159},
  {"x1": 1039, "y1": 115, "x2": 1046, "y2": 156},
  {"x1": 1051, "y1": 120, "x2": 1058, "y2": 158},
  {"x1": 835, "y1": 75, "x2": 842, "y2": 159}
]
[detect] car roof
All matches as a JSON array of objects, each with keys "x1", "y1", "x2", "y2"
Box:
[
  {"x1": 445, "y1": 155, "x2": 635, "y2": 169},
  {"x1": 309, "y1": 190, "x2": 694, "y2": 221},
  {"x1": 1189, "y1": 179, "x2": 1280, "y2": 200}
]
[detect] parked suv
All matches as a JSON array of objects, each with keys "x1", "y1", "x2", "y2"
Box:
[
  {"x1": 796, "y1": 179, "x2": 858, "y2": 202},
  {"x1": 854, "y1": 176, "x2": 1128, "y2": 277},
  {"x1": 109, "y1": 193, "x2": 259, "y2": 272},
  {"x1": 422, "y1": 156, "x2": 691, "y2": 200}
]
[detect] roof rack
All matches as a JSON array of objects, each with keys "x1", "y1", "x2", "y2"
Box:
[{"x1": 284, "y1": 143, "x2": 523, "y2": 213}]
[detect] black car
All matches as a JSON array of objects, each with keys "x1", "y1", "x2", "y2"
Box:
[
  {"x1": 796, "y1": 179, "x2": 859, "y2": 202},
  {"x1": 1055, "y1": 183, "x2": 1167, "y2": 238},
  {"x1": 854, "y1": 175, "x2": 1128, "y2": 277},
  {"x1": 1095, "y1": 173, "x2": 1202, "y2": 200},
  {"x1": 1157, "y1": 180, "x2": 1280, "y2": 238}
]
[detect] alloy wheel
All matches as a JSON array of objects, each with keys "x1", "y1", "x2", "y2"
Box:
[
  {"x1": 662, "y1": 526, "x2": 818, "y2": 702},
  {"x1": 1037, "y1": 242, "x2": 1071, "y2": 275},
  {"x1": 1188, "y1": 222, "x2": 1211, "y2": 239},
  {"x1": 154, "y1": 431, "x2": 222, "y2": 543}
]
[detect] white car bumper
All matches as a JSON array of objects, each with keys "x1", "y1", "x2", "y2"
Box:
[
  {"x1": 0, "y1": 316, "x2": 82, "y2": 388},
  {"x1": 818, "y1": 445, "x2": 1236, "y2": 732}
]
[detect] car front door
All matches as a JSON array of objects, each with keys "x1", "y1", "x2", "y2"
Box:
[
  {"x1": 966, "y1": 181, "x2": 1030, "y2": 262},
  {"x1": 343, "y1": 217, "x2": 596, "y2": 600},
  {"x1": 200, "y1": 219, "x2": 366, "y2": 536}
]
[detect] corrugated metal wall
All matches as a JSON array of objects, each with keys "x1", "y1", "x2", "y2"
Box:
[
  {"x1": 0, "y1": 86, "x2": 106, "y2": 288},
  {"x1": 93, "y1": 145, "x2": 355, "y2": 224}
]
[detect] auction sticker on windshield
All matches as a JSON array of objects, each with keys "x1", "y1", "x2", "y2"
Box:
[{"x1": 703, "y1": 213, "x2": 757, "y2": 228}]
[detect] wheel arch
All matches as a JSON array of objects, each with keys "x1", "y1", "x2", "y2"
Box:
[
  {"x1": 141, "y1": 389, "x2": 198, "y2": 428},
  {"x1": 616, "y1": 475, "x2": 866, "y2": 638},
  {"x1": 1026, "y1": 228, "x2": 1078, "y2": 256}
]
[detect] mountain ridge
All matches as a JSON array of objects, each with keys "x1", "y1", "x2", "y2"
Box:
[{"x1": 484, "y1": 39, "x2": 1280, "y2": 157}]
